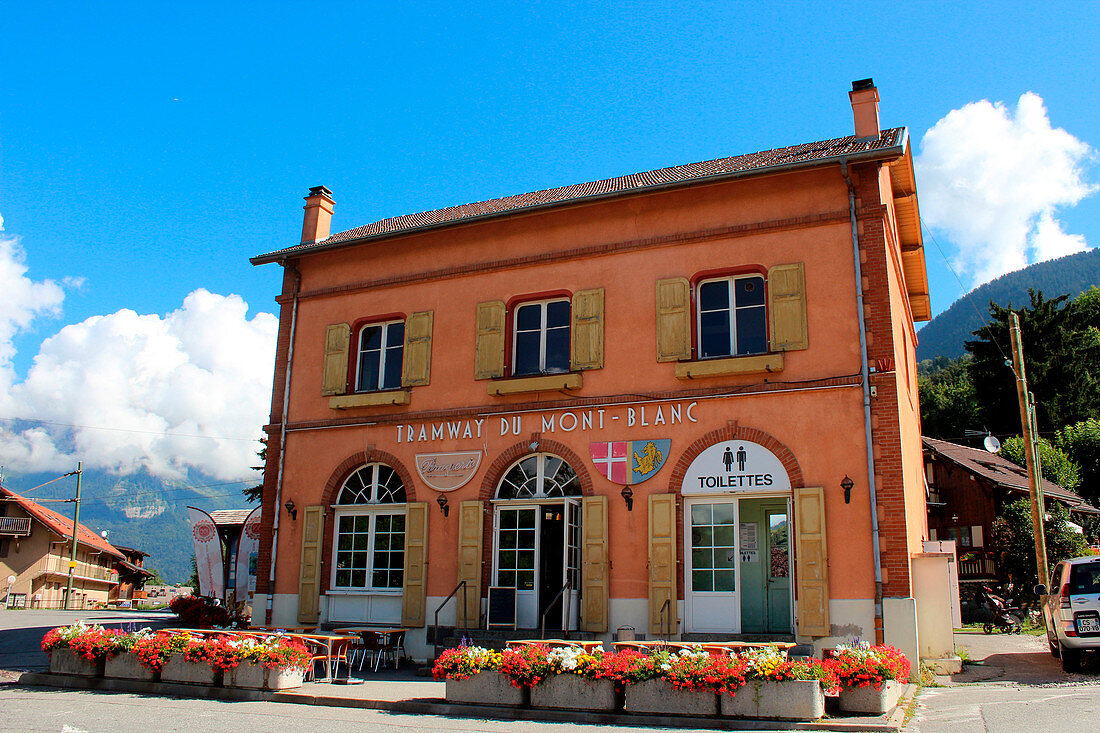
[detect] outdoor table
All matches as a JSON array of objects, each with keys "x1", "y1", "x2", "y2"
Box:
[
  {"x1": 333, "y1": 627, "x2": 408, "y2": 672},
  {"x1": 507, "y1": 639, "x2": 604, "y2": 652},
  {"x1": 291, "y1": 632, "x2": 356, "y2": 681}
]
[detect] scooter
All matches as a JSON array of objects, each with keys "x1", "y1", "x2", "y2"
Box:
[{"x1": 978, "y1": 586, "x2": 1023, "y2": 634}]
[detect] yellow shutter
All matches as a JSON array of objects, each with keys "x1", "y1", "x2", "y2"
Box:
[
  {"x1": 570, "y1": 288, "x2": 605, "y2": 371},
  {"x1": 794, "y1": 486, "x2": 830, "y2": 637},
  {"x1": 648, "y1": 493, "x2": 678, "y2": 636},
  {"x1": 457, "y1": 500, "x2": 484, "y2": 628},
  {"x1": 655, "y1": 277, "x2": 691, "y2": 362},
  {"x1": 768, "y1": 263, "x2": 808, "y2": 351},
  {"x1": 401, "y1": 310, "x2": 434, "y2": 387},
  {"x1": 474, "y1": 301, "x2": 506, "y2": 380},
  {"x1": 581, "y1": 497, "x2": 609, "y2": 632},
  {"x1": 297, "y1": 505, "x2": 325, "y2": 624},
  {"x1": 321, "y1": 323, "x2": 351, "y2": 395},
  {"x1": 401, "y1": 502, "x2": 428, "y2": 627}
]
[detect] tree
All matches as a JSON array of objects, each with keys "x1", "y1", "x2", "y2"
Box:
[
  {"x1": 918, "y1": 355, "x2": 980, "y2": 440},
  {"x1": 1058, "y1": 418, "x2": 1100, "y2": 505},
  {"x1": 243, "y1": 439, "x2": 267, "y2": 503},
  {"x1": 183, "y1": 555, "x2": 199, "y2": 589},
  {"x1": 966, "y1": 289, "x2": 1100, "y2": 438},
  {"x1": 144, "y1": 567, "x2": 165, "y2": 586},
  {"x1": 990, "y1": 497, "x2": 1088, "y2": 596},
  {"x1": 1000, "y1": 435, "x2": 1081, "y2": 491}
]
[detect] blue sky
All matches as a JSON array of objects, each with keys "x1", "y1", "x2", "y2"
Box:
[{"x1": 0, "y1": 2, "x2": 1097, "y2": 480}]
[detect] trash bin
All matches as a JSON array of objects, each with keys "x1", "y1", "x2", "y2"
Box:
[{"x1": 616, "y1": 625, "x2": 636, "y2": 642}]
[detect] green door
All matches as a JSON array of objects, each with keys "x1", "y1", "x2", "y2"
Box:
[{"x1": 738, "y1": 499, "x2": 792, "y2": 634}]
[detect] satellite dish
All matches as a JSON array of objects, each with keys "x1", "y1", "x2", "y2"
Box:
[
  {"x1": 100, "y1": 530, "x2": 109, "y2": 539},
  {"x1": 984, "y1": 435, "x2": 1002, "y2": 453}
]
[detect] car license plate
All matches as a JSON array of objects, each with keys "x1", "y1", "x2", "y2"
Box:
[{"x1": 1076, "y1": 615, "x2": 1100, "y2": 634}]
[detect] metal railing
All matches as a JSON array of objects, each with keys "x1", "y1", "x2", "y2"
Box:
[
  {"x1": 0, "y1": 517, "x2": 31, "y2": 535},
  {"x1": 432, "y1": 580, "x2": 469, "y2": 660},
  {"x1": 41, "y1": 557, "x2": 119, "y2": 583},
  {"x1": 658, "y1": 597, "x2": 672, "y2": 638},
  {"x1": 539, "y1": 579, "x2": 572, "y2": 640}
]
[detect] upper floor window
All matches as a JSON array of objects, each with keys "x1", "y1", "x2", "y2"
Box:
[
  {"x1": 698, "y1": 275, "x2": 767, "y2": 359},
  {"x1": 512, "y1": 299, "x2": 571, "y2": 377},
  {"x1": 356, "y1": 320, "x2": 404, "y2": 392}
]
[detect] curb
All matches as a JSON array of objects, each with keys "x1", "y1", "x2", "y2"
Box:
[{"x1": 17, "y1": 673, "x2": 909, "y2": 732}]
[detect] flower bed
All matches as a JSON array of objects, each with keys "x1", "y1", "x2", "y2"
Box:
[
  {"x1": 433, "y1": 642, "x2": 904, "y2": 720},
  {"x1": 829, "y1": 641, "x2": 910, "y2": 714},
  {"x1": 40, "y1": 624, "x2": 309, "y2": 691}
]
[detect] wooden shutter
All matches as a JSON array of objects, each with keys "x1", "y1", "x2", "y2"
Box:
[
  {"x1": 474, "y1": 301, "x2": 506, "y2": 380},
  {"x1": 794, "y1": 486, "x2": 830, "y2": 637},
  {"x1": 297, "y1": 505, "x2": 325, "y2": 624},
  {"x1": 321, "y1": 323, "x2": 351, "y2": 395},
  {"x1": 768, "y1": 263, "x2": 808, "y2": 351},
  {"x1": 401, "y1": 502, "x2": 428, "y2": 627},
  {"x1": 655, "y1": 277, "x2": 691, "y2": 362},
  {"x1": 457, "y1": 500, "x2": 484, "y2": 628},
  {"x1": 401, "y1": 310, "x2": 434, "y2": 387},
  {"x1": 581, "y1": 496, "x2": 609, "y2": 632},
  {"x1": 648, "y1": 493, "x2": 678, "y2": 636},
  {"x1": 571, "y1": 288, "x2": 605, "y2": 371}
]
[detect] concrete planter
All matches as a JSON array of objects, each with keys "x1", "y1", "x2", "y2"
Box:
[
  {"x1": 445, "y1": 671, "x2": 527, "y2": 707},
  {"x1": 839, "y1": 680, "x2": 904, "y2": 714},
  {"x1": 721, "y1": 680, "x2": 825, "y2": 720},
  {"x1": 225, "y1": 662, "x2": 304, "y2": 691},
  {"x1": 49, "y1": 648, "x2": 103, "y2": 677},
  {"x1": 161, "y1": 656, "x2": 220, "y2": 686},
  {"x1": 105, "y1": 652, "x2": 158, "y2": 681},
  {"x1": 530, "y1": 674, "x2": 617, "y2": 712},
  {"x1": 624, "y1": 678, "x2": 718, "y2": 717}
]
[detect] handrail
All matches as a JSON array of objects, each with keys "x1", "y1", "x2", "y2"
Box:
[
  {"x1": 433, "y1": 580, "x2": 469, "y2": 660},
  {"x1": 539, "y1": 580, "x2": 572, "y2": 640},
  {"x1": 658, "y1": 598, "x2": 672, "y2": 638}
]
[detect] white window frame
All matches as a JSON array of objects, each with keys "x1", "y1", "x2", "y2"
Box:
[
  {"x1": 355, "y1": 319, "x2": 405, "y2": 392},
  {"x1": 696, "y1": 275, "x2": 767, "y2": 359},
  {"x1": 511, "y1": 298, "x2": 571, "y2": 376},
  {"x1": 329, "y1": 505, "x2": 407, "y2": 593}
]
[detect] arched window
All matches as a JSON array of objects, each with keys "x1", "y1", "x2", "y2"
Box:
[
  {"x1": 333, "y1": 464, "x2": 406, "y2": 591},
  {"x1": 496, "y1": 453, "x2": 582, "y2": 500}
]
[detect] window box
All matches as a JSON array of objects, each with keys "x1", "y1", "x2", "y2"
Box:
[
  {"x1": 721, "y1": 679, "x2": 824, "y2": 720},
  {"x1": 445, "y1": 671, "x2": 528, "y2": 707},
  {"x1": 328, "y1": 391, "x2": 410, "y2": 409},
  {"x1": 674, "y1": 353, "x2": 784, "y2": 380},
  {"x1": 623, "y1": 677, "x2": 718, "y2": 716},
  {"x1": 487, "y1": 373, "x2": 582, "y2": 396}
]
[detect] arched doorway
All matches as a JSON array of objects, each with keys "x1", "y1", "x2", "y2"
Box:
[{"x1": 492, "y1": 453, "x2": 582, "y2": 630}]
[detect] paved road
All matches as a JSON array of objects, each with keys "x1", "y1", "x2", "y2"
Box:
[
  {"x1": 907, "y1": 630, "x2": 1100, "y2": 732},
  {"x1": 0, "y1": 609, "x2": 174, "y2": 675}
]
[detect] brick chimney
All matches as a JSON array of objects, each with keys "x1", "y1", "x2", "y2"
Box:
[
  {"x1": 849, "y1": 79, "x2": 880, "y2": 139},
  {"x1": 301, "y1": 186, "x2": 335, "y2": 245}
]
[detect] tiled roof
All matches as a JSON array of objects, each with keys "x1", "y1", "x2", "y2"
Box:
[
  {"x1": 923, "y1": 437, "x2": 1100, "y2": 514},
  {"x1": 117, "y1": 559, "x2": 154, "y2": 576},
  {"x1": 112, "y1": 545, "x2": 149, "y2": 558},
  {"x1": 253, "y1": 127, "x2": 907, "y2": 264},
  {"x1": 208, "y1": 509, "x2": 254, "y2": 527},
  {"x1": 0, "y1": 486, "x2": 125, "y2": 558}
]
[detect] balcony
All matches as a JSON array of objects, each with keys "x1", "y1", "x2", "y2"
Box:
[
  {"x1": 0, "y1": 517, "x2": 31, "y2": 536},
  {"x1": 37, "y1": 557, "x2": 119, "y2": 585},
  {"x1": 926, "y1": 486, "x2": 946, "y2": 508},
  {"x1": 958, "y1": 550, "x2": 997, "y2": 579}
]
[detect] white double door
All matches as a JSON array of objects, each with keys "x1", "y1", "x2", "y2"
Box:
[{"x1": 493, "y1": 499, "x2": 581, "y2": 630}]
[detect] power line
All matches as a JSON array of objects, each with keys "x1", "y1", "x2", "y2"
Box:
[{"x1": 0, "y1": 415, "x2": 263, "y2": 443}]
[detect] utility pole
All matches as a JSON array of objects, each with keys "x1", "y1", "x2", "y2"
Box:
[
  {"x1": 1008, "y1": 313, "x2": 1049, "y2": 586},
  {"x1": 63, "y1": 462, "x2": 83, "y2": 611}
]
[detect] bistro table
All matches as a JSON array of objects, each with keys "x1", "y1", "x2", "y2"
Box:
[
  {"x1": 332, "y1": 627, "x2": 408, "y2": 672},
  {"x1": 291, "y1": 632, "x2": 357, "y2": 681}
]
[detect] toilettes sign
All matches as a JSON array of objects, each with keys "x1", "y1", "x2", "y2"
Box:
[{"x1": 682, "y1": 440, "x2": 791, "y2": 494}]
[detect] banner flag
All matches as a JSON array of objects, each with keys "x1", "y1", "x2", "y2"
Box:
[
  {"x1": 235, "y1": 506, "x2": 262, "y2": 601},
  {"x1": 187, "y1": 506, "x2": 224, "y2": 599}
]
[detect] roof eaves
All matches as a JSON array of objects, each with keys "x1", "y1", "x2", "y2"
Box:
[{"x1": 250, "y1": 137, "x2": 906, "y2": 266}]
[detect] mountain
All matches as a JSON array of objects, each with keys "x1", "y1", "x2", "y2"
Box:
[
  {"x1": 916, "y1": 248, "x2": 1100, "y2": 361},
  {"x1": 1, "y1": 466, "x2": 259, "y2": 583}
]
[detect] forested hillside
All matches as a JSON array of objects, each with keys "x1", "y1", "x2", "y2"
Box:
[{"x1": 916, "y1": 248, "x2": 1100, "y2": 360}]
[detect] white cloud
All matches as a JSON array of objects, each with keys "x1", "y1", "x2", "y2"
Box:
[
  {"x1": 916, "y1": 92, "x2": 1096, "y2": 285},
  {"x1": 0, "y1": 217, "x2": 278, "y2": 481}
]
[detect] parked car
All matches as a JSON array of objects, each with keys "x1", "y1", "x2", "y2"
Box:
[{"x1": 1036, "y1": 555, "x2": 1100, "y2": 672}]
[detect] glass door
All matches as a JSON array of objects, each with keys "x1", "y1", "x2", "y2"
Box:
[
  {"x1": 765, "y1": 507, "x2": 792, "y2": 633},
  {"x1": 685, "y1": 500, "x2": 739, "y2": 632},
  {"x1": 562, "y1": 498, "x2": 581, "y2": 631},
  {"x1": 495, "y1": 507, "x2": 538, "y2": 627}
]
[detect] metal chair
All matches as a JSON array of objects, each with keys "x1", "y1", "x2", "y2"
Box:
[{"x1": 374, "y1": 630, "x2": 406, "y2": 671}]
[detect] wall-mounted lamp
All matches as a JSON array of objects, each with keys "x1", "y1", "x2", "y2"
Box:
[
  {"x1": 621, "y1": 485, "x2": 634, "y2": 511},
  {"x1": 284, "y1": 499, "x2": 297, "y2": 520},
  {"x1": 529, "y1": 440, "x2": 539, "y2": 453},
  {"x1": 436, "y1": 494, "x2": 450, "y2": 517},
  {"x1": 840, "y1": 476, "x2": 854, "y2": 504}
]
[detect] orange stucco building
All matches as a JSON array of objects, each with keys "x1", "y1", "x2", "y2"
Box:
[{"x1": 251, "y1": 79, "x2": 932, "y2": 663}]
